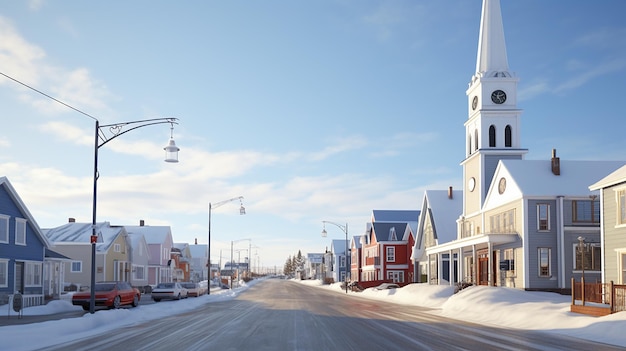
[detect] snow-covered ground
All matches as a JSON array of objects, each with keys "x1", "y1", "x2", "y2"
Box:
[{"x1": 1, "y1": 279, "x2": 625, "y2": 350}]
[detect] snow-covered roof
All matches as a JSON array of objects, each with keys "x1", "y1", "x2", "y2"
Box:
[
  {"x1": 372, "y1": 209, "x2": 419, "y2": 234},
  {"x1": 330, "y1": 239, "x2": 347, "y2": 255},
  {"x1": 589, "y1": 164, "x2": 626, "y2": 190},
  {"x1": 43, "y1": 221, "x2": 125, "y2": 252},
  {"x1": 125, "y1": 225, "x2": 172, "y2": 244},
  {"x1": 501, "y1": 159, "x2": 625, "y2": 196},
  {"x1": 423, "y1": 189, "x2": 463, "y2": 244},
  {"x1": 188, "y1": 244, "x2": 207, "y2": 258}
]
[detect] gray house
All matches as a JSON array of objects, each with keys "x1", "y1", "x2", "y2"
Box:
[{"x1": 590, "y1": 164, "x2": 626, "y2": 285}]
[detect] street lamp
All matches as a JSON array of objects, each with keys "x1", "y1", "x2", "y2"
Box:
[
  {"x1": 208, "y1": 197, "x2": 245, "y2": 294},
  {"x1": 321, "y1": 221, "x2": 349, "y2": 294},
  {"x1": 231, "y1": 238, "x2": 251, "y2": 288},
  {"x1": 89, "y1": 117, "x2": 179, "y2": 313}
]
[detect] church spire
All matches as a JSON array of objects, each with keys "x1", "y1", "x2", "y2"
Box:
[{"x1": 475, "y1": 0, "x2": 510, "y2": 77}]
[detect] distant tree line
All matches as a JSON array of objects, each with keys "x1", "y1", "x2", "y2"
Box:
[{"x1": 283, "y1": 250, "x2": 305, "y2": 278}]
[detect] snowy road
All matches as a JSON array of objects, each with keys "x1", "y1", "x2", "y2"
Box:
[{"x1": 39, "y1": 279, "x2": 622, "y2": 351}]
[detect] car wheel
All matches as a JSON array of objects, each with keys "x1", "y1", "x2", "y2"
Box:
[
  {"x1": 132, "y1": 295, "x2": 139, "y2": 307},
  {"x1": 110, "y1": 296, "x2": 121, "y2": 309},
  {"x1": 176, "y1": 293, "x2": 181, "y2": 300},
  {"x1": 81, "y1": 305, "x2": 89, "y2": 311},
  {"x1": 153, "y1": 298, "x2": 161, "y2": 302}
]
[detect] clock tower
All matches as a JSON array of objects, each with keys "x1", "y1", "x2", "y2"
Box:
[{"x1": 461, "y1": 0, "x2": 528, "y2": 226}]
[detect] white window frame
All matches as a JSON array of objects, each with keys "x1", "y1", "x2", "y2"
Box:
[
  {"x1": 114, "y1": 243, "x2": 121, "y2": 253},
  {"x1": 71, "y1": 261, "x2": 82, "y2": 273},
  {"x1": 0, "y1": 215, "x2": 9, "y2": 243},
  {"x1": 538, "y1": 247, "x2": 551, "y2": 277},
  {"x1": 573, "y1": 243, "x2": 601, "y2": 272},
  {"x1": 24, "y1": 261, "x2": 42, "y2": 287},
  {"x1": 617, "y1": 188, "x2": 626, "y2": 227},
  {"x1": 0, "y1": 259, "x2": 8, "y2": 287},
  {"x1": 134, "y1": 265, "x2": 145, "y2": 280},
  {"x1": 15, "y1": 218, "x2": 26, "y2": 245},
  {"x1": 537, "y1": 203, "x2": 550, "y2": 231},
  {"x1": 386, "y1": 246, "x2": 395, "y2": 262}
]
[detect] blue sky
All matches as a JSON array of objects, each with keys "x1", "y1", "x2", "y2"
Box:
[{"x1": 1, "y1": 1, "x2": 625, "y2": 269}]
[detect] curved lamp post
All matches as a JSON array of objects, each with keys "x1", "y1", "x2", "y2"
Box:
[
  {"x1": 208, "y1": 197, "x2": 245, "y2": 294},
  {"x1": 89, "y1": 118, "x2": 179, "y2": 313},
  {"x1": 321, "y1": 220, "x2": 349, "y2": 294}
]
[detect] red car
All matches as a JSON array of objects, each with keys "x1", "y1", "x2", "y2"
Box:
[{"x1": 72, "y1": 281, "x2": 141, "y2": 311}]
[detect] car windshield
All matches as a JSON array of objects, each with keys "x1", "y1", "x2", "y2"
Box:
[
  {"x1": 157, "y1": 283, "x2": 175, "y2": 289},
  {"x1": 94, "y1": 283, "x2": 116, "y2": 292}
]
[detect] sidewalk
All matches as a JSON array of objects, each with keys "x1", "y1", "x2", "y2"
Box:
[{"x1": 0, "y1": 310, "x2": 86, "y2": 327}]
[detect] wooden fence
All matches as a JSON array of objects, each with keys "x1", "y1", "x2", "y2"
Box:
[{"x1": 571, "y1": 278, "x2": 626, "y2": 316}]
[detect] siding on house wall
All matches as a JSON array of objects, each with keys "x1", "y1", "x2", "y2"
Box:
[
  {"x1": 527, "y1": 199, "x2": 560, "y2": 290},
  {"x1": 602, "y1": 186, "x2": 626, "y2": 283}
]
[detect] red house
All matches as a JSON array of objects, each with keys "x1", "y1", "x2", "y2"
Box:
[{"x1": 360, "y1": 222, "x2": 415, "y2": 285}]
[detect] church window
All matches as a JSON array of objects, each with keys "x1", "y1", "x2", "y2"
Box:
[
  {"x1": 489, "y1": 125, "x2": 496, "y2": 147},
  {"x1": 505, "y1": 125, "x2": 512, "y2": 147},
  {"x1": 474, "y1": 130, "x2": 478, "y2": 151}
]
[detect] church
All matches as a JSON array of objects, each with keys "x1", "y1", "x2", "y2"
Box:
[{"x1": 412, "y1": 0, "x2": 624, "y2": 292}]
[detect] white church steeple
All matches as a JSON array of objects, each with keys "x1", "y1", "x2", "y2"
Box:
[
  {"x1": 462, "y1": 0, "x2": 527, "y2": 217},
  {"x1": 475, "y1": 0, "x2": 510, "y2": 77}
]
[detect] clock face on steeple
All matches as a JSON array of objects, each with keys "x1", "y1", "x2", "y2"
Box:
[
  {"x1": 471, "y1": 96, "x2": 478, "y2": 110},
  {"x1": 491, "y1": 90, "x2": 507, "y2": 104}
]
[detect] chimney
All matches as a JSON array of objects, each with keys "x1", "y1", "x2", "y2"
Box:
[
  {"x1": 551, "y1": 149, "x2": 560, "y2": 175},
  {"x1": 140, "y1": 219, "x2": 145, "y2": 226},
  {"x1": 68, "y1": 217, "x2": 75, "y2": 223},
  {"x1": 448, "y1": 186, "x2": 453, "y2": 199},
  {"x1": 194, "y1": 238, "x2": 198, "y2": 245}
]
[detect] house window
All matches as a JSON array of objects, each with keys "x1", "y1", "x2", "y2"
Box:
[
  {"x1": 15, "y1": 218, "x2": 27, "y2": 245},
  {"x1": 618, "y1": 189, "x2": 626, "y2": 225},
  {"x1": 340, "y1": 256, "x2": 346, "y2": 268},
  {"x1": 505, "y1": 125, "x2": 512, "y2": 147},
  {"x1": 387, "y1": 271, "x2": 404, "y2": 283},
  {"x1": 504, "y1": 249, "x2": 515, "y2": 275},
  {"x1": 490, "y1": 209, "x2": 515, "y2": 234},
  {"x1": 572, "y1": 199, "x2": 600, "y2": 223},
  {"x1": 538, "y1": 248, "x2": 551, "y2": 277},
  {"x1": 163, "y1": 248, "x2": 169, "y2": 261},
  {"x1": 574, "y1": 243, "x2": 601, "y2": 271},
  {"x1": 114, "y1": 243, "x2": 121, "y2": 252},
  {"x1": 386, "y1": 247, "x2": 395, "y2": 262},
  {"x1": 537, "y1": 204, "x2": 550, "y2": 231},
  {"x1": 489, "y1": 125, "x2": 496, "y2": 147},
  {"x1": 71, "y1": 261, "x2": 82, "y2": 273},
  {"x1": 0, "y1": 259, "x2": 7, "y2": 287},
  {"x1": 0, "y1": 215, "x2": 8, "y2": 243},
  {"x1": 25, "y1": 261, "x2": 42, "y2": 286}
]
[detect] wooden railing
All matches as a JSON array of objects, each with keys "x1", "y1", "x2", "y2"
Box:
[{"x1": 571, "y1": 278, "x2": 626, "y2": 314}]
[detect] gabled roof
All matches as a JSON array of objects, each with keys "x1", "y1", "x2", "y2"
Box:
[
  {"x1": 330, "y1": 239, "x2": 347, "y2": 255},
  {"x1": 125, "y1": 225, "x2": 172, "y2": 244},
  {"x1": 43, "y1": 221, "x2": 125, "y2": 252},
  {"x1": 499, "y1": 160, "x2": 624, "y2": 196},
  {"x1": 371, "y1": 222, "x2": 410, "y2": 242},
  {"x1": 372, "y1": 210, "x2": 420, "y2": 235},
  {"x1": 589, "y1": 164, "x2": 626, "y2": 190},
  {"x1": 351, "y1": 235, "x2": 363, "y2": 249},
  {"x1": 0, "y1": 176, "x2": 51, "y2": 247},
  {"x1": 188, "y1": 244, "x2": 207, "y2": 258},
  {"x1": 423, "y1": 189, "x2": 463, "y2": 244}
]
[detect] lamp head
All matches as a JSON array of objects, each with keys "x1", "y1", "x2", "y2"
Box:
[{"x1": 164, "y1": 139, "x2": 180, "y2": 163}]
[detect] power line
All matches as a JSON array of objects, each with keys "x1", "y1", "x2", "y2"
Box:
[{"x1": 0, "y1": 71, "x2": 99, "y2": 121}]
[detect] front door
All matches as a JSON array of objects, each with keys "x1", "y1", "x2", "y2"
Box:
[{"x1": 478, "y1": 253, "x2": 489, "y2": 286}]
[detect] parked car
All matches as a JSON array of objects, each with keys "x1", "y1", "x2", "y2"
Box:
[
  {"x1": 374, "y1": 283, "x2": 400, "y2": 290},
  {"x1": 71, "y1": 281, "x2": 141, "y2": 311},
  {"x1": 151, "y1": 282, "x2": 188, "y2": 301},
  {"x1": 179, "y1": 282, "x2": 206, "y2": 297}
]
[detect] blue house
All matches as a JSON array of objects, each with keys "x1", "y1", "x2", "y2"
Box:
[{"x1": 0, "y1": 176, "x2": 53, "y2": 307}]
